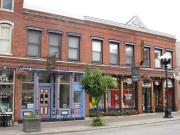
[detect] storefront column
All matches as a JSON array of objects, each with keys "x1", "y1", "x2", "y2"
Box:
[
  {"x1": 174, "y1": 80, "x2": 179, "y2": 111},
  {"x1": 137, "y1": 79, "x2": 143, "y2": 113},
  {"x1": 56, "y1": 75, "x2": 59, "y2": 115},
  {"x1": 162, "y1": 80, "x2": 165, "y2": 111},
  {"x1": 151, "y1": 82, "x2": 155, "y2": 112},
  {"x1": 104, "y1": 93, "x2": 108, "y2": 113},
  {"x1": 14, "y1": 76, "x2": 22, "y2": 122}
]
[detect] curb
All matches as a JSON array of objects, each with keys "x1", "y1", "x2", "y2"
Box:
[{"x1": 20, "y1": 117, "x2": 180, "y2": 135}]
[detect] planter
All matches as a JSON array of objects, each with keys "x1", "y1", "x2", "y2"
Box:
[{"x1": 23, "y1": 118, "x2": 41, "y2": 132}]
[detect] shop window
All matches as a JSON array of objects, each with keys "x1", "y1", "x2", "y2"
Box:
[
  {"x1": 74, "y1": 92, "x2": 81, "y2": 103},
  {"x1": 154, "y1": 49, "x2": 162, "y2": 68},
  {"x1": 74, "y1": 73, "x2": 83, "y2": 83},
  {"x1": 68, "y1": 36, "x2": 80, "y2": 61},
  {"x1": 1, "y1": 0, "x2": 14, "y2": 11},
  {"x1": 48, "y1": 32, "x2": 61, "y2": 59},
  {"x1": 59, "y1": 84, "x2": 70, "y2": 108},
  {"x1": 110, "y1": 42, "x2": 119, "y2": 65},
  {"x1": 143, "y1": 47, "x2": 150, "y2": 67},
  {"x1": 166, "y1": 51, "x2": 173, "y2": 69},
  {"x1": 21, "y1": 71, "x2": 34, "y2": 109},
  {"x1": 125, "y1": 45, "x2": 134, "y2": 66},
  {"x1": 123, "y1": 81, "x2": 135, "y2": 108},
  {"x1": 0, "y1": 23, "x2": 13, "y2": 55},
  {"x1": 27, "y1": 29, "x2": 42, "y2": 57},
  {"x1": 92, "y1": 40, "x2": 103, "y2": 63},
  {"x1": 39, "y1": 72, "x2": 51, "y2": 83},
  {"x1": 0, "y1": 69, "x2": 14, "y2": 112},
  {"x1": 21, "y1": 83, "x2": 34, "y2": 109}
]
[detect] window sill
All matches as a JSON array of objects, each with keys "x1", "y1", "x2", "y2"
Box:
[
  {"x1": 0, "y1": 8, "x2": 14, "y2": 13},
  {"x1": 0, "y1": 53, "x2": 14, "y2": 56}
]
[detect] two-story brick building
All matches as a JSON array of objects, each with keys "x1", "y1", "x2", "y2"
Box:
[{"x1": 0, "y1": 0, "x2": 178, "y2": 122}]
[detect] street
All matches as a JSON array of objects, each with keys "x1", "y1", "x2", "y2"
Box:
[{"x1": 59, "y1": 119, "x2": 180, "y2": 135}]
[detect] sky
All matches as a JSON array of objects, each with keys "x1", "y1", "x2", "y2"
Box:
[{"x1": 24, "y1": 0, "x2": 180, "y2": 41}]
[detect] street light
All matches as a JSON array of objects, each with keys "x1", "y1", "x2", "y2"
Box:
[{"x1": 160, "y1": 53, "x2": 173, "y2": 118}]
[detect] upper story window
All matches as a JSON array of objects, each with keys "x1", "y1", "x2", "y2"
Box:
[
  {"x1": 27, "y1": 29, "x2": 42, "y2": 58},
  {"x1": 1, "y1": 0, "x2": 14, "y2": 11},
  {"x1": 68, "y1": 36, "x2": 80, "y2": 61},
  {"x1": 166, "y1": 50, "x2": 173, "y2": 69},
  {"x1": 125, "y1": 44, "x2": 134, "y2": 66},
  {"x1": 48, "y1": 32, "x2": 61, "y2": 59},
  {"x1": 143, "y1": 47, "x2": 150, "y2": 67},
  {"x1": 154, "y1": 49, "x2": 162, "y2": 68},
  {"x1": 92, "y1": 39, "x2": 103, "y2": 63},
  {"x1": 0, "y1": 23, "x2": 13, "y2": 55},
  {"x1": 110, "y1": 42, "x2": 119, "y2": 65}
]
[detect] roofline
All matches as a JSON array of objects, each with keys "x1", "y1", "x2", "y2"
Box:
[
  {"x1": 84, "y1": 16, "x2": 176, "y2": 39},
  {"x1": 23, "y1": 4, "x2": 176, "y2": 40}
]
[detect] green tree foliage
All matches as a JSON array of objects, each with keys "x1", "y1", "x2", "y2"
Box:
[{"x1": 80, "y1": 66, "x2": 114, "y2": 117}]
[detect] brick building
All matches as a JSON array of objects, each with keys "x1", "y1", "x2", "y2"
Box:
[{"x1": 0, "y1": 0, "x2": 178, "y2": 122}]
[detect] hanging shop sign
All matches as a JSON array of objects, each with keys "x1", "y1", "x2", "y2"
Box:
[
  {"x1": 132, "y1": 66, "x2": 140, "y2": 82},
  {"x1": 47, "y1": 54, "x2": 56, "y2": 70},
  {"x1": 154, "y1": 80, "x2": 160, "y2": 86},
  {"x1": 174, "y1": 72, "x2": 180, "y2": 81}
]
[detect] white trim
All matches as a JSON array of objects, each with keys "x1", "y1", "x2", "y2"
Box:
[
  {"x1": 1, "y1": 0, "x2": 14, "y2": 11},
  {"x1": 84, "y1": 16, "x2": 175, "y2": 39},
  {"x1": 0, "y1": 20, "x2": 14, "y2": 26}
]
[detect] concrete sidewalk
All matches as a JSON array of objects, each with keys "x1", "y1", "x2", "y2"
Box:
[{"x1": 0, "y1": 112, "x2": 180, "y2": 135}]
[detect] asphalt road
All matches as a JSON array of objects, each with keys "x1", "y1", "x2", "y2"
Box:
[{"x1": 58, "y1": 119, "x2": 180, "y2": 135}]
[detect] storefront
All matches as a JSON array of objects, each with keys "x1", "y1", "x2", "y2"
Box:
[{"x1": 20, "y1": 69, "x2": 85, "y2": 120}]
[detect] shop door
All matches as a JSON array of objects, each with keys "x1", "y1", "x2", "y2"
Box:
[
  {"x1": 39, "y1": 87, "x2": 50, "y2": 118},
  {"x1": 142, "y1": 88, "x2": 151, "y2": 113}
]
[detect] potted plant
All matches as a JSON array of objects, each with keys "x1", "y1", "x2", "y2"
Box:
[
  {"x1": 16, "y1": 69, "x2": 28, "y2": 80},
  {"x1": 23, "y1": 114, "x2": 41, "y2": 132}
]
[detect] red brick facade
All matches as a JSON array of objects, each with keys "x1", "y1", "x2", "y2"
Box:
[{"x1": 0, "y1": 0, "x2": 178, "y2": 121}]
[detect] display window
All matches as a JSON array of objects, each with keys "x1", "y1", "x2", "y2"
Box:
[{"x1": 0, "y1": 70, "x2": 14, "y2": 112}]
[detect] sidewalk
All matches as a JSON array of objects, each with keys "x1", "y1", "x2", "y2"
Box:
[{"x1": 1, "y1": 112, "x2": 180, "y2": 135}]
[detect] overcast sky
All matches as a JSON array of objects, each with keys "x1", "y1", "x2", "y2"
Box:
[{"x1": 24, "y1": 0, "x2": 180, "y2": 41}]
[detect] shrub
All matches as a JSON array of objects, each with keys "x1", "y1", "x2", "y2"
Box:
[
  {"x1": 25, "y1": 113, "x2": 39, "y2": 119},
  {"x1": 92, "y1": 117, "x2": 104, "y2": 126}
]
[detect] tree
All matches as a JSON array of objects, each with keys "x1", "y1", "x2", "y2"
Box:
[{"x1": 80, "y1": 66, "x2": 114, "y2": 117}]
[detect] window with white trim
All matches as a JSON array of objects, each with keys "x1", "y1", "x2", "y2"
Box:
[
  {"x1": 27, "y1": 30, "x2": 42, "y2": 57},
  {"x1": 0, "y1": 23, "x2": 12, "y2": 54},
  {"x1": 48, "y1": 33, "x2": 61, "y2": 59},
  {"x1": 166, "y1": 51, "x2": 173, "y2": 69},
  {"x1": 143, "y1": 47, "x2": 150, "y2": 67},
  {"x1": 92, "y1": 40, "x2": 102, "y2": 63},
  {"x1": 110, "y1": 42, "x2": 119, "y2": 65},
  {"x1": 1, "y1": 0, "x2": 14, "y2": 11},
  {"x1": 68, "y1": 36, "x2": 80, "y2": 61},
  {"x1": 125, "y1": 45, "x2": 134, "y2": 66},
  {"x1": 154, "y1": 49, "x2": 162, "y2": 68}
]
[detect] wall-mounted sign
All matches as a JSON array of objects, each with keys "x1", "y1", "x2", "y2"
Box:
[
  {"x1": 47, "y1": 54, "x2": 56, "y2": 70},
  {"x1": 142, "y1": 82, "x2": 152, "y2": 88},
  {"x1": 154, "y1": 80, "x2": 160, "y2": 86}
]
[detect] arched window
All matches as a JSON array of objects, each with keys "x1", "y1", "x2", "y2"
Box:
[{"x1": 0, "y1": 22, "x2": 13, "y2": 54}]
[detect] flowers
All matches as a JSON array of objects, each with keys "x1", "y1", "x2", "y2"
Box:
[{"x1": 16, "y1": 69, "x2": 28, "y2": 80}]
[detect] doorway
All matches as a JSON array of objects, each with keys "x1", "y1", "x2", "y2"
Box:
[{"x1": 39, "y1": 87, "x2": 50, "y2": 118}]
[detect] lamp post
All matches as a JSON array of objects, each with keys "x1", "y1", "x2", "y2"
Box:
[{"x1": 160, "y1": 53, "x2": 173, "y2": 118}]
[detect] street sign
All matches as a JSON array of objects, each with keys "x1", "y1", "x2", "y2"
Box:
[
  {"x1": 47, "y1": 54, "x2": 56, "y2": 70},
  {"x1": 132, "y1": 66, "x2": 140, "y2": 82}
]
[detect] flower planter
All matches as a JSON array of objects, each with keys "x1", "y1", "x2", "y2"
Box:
[{"x1": 23, "y1": 118, "x2": 41, "y2": 132}]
